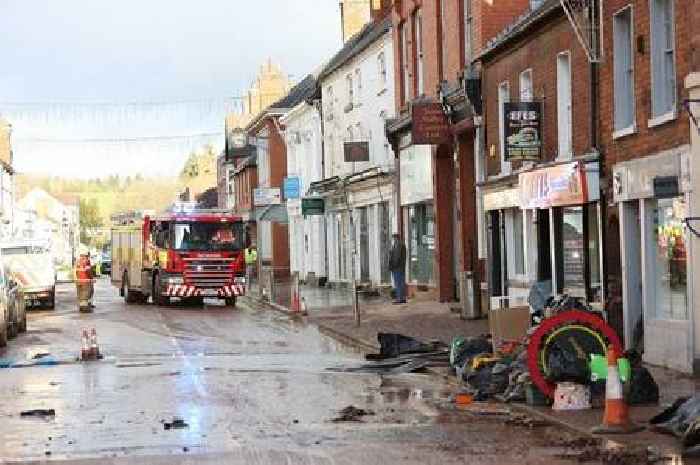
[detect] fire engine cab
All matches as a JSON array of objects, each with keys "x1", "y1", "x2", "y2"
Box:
[{"x1": 111, "y1": 205, "x2": 248, "y2": 307}]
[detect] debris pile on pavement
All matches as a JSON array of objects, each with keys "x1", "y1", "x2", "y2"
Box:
[
  {"x1": 551, "y1": 437, "x2": 664, "y2": 464},
  {"x1": 20, "y1": 409, "x2": 56, "y2": 418},
  {"x1": 163, "y1": 417, "x2": 189, "y2": 430},
  {"x1": 328, "y1": 333, "x2": 450, "y2": 374},
  {"x1": 331, "y1": 405, "x2": 375, "y2": 423},
  {"x1": 650, "y1": 394, "x2": 700, "y2": 456}
]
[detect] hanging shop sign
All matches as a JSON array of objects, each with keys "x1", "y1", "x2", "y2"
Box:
[
  {"x1": 253, "y1": 188, "x2": 281, "y2": 206},
  {"x1": 412, "y1": 102, "x2": 451, "y2": 145},
  {"x1": 504, "y1": 102, "x2": 542, "y2": 161},
  {"x1": 519, "y1": 162, "x2": 589, "y2": 209},
  {"x1": 301, "y1": 197, "x2": 325, "y2": 216},
  {"x1": 344, "y1": 142, "x2": 370, "y2": 162},
  {"x1": 226, "y1": 127, "x2": 256, "y2": 161},
  {"x1": 283, "y1": 176, "x2": 301, "y2": 200}
]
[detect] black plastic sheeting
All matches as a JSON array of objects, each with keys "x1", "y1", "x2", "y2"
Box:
[{"x1": 651, "y1": 395, "x2": 700, "y2": 455}]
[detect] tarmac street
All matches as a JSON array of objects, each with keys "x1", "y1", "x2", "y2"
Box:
[{"x1": 0, "y1": 280, "x2": 676, "y2": 464}]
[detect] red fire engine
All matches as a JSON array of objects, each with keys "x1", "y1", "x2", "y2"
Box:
[{"x1": 111, "y1": 206, "x2": 247, "y2": 307}]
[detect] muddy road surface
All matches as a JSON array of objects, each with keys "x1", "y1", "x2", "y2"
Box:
[{"x1": 0, "y1": 280, "x2": 671, "y2": 464}]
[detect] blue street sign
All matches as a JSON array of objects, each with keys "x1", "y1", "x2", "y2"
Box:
[{"x1": 283, "y1": 176, "x2": 301, "y2": 199}]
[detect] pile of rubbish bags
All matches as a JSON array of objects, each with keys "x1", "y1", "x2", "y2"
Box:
[
  {"x1": 449, "y1": 335, "x2": 660, "y2": 406},
  {"x1": 450, "y1": 335, "x2": 531, "y2": 402}
]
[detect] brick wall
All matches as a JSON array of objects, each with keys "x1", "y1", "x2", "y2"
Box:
[
  {"x1": 391, "y1": 0, "x2": 530, "y2": 111},
  {"x1": 599, "y1": 0, "x2": 690, "y2": 174},
  {"x1": 483, "y1": 12, "x2": 594, "y2": 176},
  {"x1": 472, "y1": 0, "x2": 530, "y2": 57},
  {"x1": 693, "y1": 0, "x2": 700, "y2": 72}
]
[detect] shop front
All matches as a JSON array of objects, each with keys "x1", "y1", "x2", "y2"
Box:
[
  {"x1": 613, "y1": 147, "x2": 693, "y2": 372},
  {"x1": 518, "y1": 160, "x2": 603, "y2": 306},
  {"x1": 400, "y1": 143, "x2": 435, "y2": 288},
  {"x1": 482, "y1": 183, "x2": 529, "y2": 310}
]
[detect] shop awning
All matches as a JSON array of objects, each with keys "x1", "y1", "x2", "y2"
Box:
[{"x1": 255, "y1": 204, "x2": 288, "y2": 224}]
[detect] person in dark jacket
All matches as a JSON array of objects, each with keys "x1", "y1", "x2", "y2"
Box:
[{"x1": 389, "y1": 233, "x2": 407, "y2": 304}]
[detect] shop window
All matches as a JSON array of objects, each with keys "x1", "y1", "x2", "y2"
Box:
[
  {"x1": 512, "y1": 209, "x2": 525, "y2": 275},
  {"x1": 650, "y1": 197, "x2": 687, "y2": 320},
  {"x1": 650, "y1": 0, "x2": 676, "y2": 121},
  {"x1": 554, "y1": 204, "x2": 603, "y2": 302}
]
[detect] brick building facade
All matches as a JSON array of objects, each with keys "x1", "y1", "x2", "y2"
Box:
[
  {"x1": 386, "y1": 0, "x2": 529, "y2": 304},
  {"x1": 601, "y1": 0, "x2": 694, "y2": 371}
]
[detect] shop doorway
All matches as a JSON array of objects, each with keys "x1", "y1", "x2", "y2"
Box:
[
  {"x1": 488, "y1": 210, "x2": 505, "y2": 298},
  {"x1": 536, "y1": 209, "x2": 551, "y2": 282},
  {"x1": 379, "y1": 202, "x2": 391, "y2": 283},
  {"x1": 621, "y1": 201, "x2": 643, "y2": 351},
  {"x1": 358, "y1": 207, "x2": 370, "y2": 283}
]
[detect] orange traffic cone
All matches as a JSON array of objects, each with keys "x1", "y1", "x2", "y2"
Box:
[
  {"x1": 89, "y1": 328, "x2": 100, "y2": 359},
  {"x1": 80, "y1": 328, "x2": 90, "y2": 361},
  {"x1": 592, "y1": 346, "x2": 643, "y2": 434}
]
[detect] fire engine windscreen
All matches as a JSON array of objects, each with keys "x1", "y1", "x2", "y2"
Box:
[{"x1": 173, "y1": 222, "x2": 246, "y2": 252}]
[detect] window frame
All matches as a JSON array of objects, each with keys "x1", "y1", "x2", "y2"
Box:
[
  {"x1": 519, "y1": 68, "x2": 533, "y2": 102},
  {"x1": 612, "y1": 5, "x2": 637, "y2": 137},
  {"x1": 463, "y1": 0, "x2": 473, "y2": 65},
  {"x1": 498, "y1": 81, "x2": 511, "y2": 174},
  {"x1": 649, "y1": 0, "x2": 677, "y2": 125},
  {"x1": 346, "y1": 73, "x2": 354, "y2": 106},
  {"x1": 377, "y1": 51, "x2": 387, "y2": 90},
  {"x1": 400, "y1": 21, "x2": 410, "y2": 105},
  {"x1": 414, "y1": 9, "x2": 424, "y2": 97},
  {"x1": 556, "y1": 50, "x2": 573, "y2": 160}
]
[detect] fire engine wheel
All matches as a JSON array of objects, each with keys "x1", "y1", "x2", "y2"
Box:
[
  {"x1": 0, "y1": 321, "x2": 6, "y2": 348},
  {"x1": 225, "y1": 297, "x2": 237, "y2": 308},
  {"x1": 153, "y1": 274, "x2": 169, "y2": 307},
  {"x1": 526, "y1": 310, "x2": 623, "y2": 399},
  {"x1": 123, "y1": 274, "x2": 139, "y2": 304}
]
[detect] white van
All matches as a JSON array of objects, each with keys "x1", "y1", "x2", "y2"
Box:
[{"x1": 1, "y1": 242, "x2": 56, "y2": 309}]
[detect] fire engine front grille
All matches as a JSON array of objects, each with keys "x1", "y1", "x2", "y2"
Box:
[{"x1": 183, "y1": 258, "x2": 235, "y2": 288}]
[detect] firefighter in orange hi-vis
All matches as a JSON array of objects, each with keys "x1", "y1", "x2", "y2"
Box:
[{"x1": 75, "y1": 249, "x2": 94, "y2": 309}]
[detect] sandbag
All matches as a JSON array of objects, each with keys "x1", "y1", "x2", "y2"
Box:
[
  {"x1": 627, "y1": 366, "x2": 659, "y2": 405},
  {"x1": 546, "y1": 343, "x2": 590, "y2": 384},
  {"x1": 449, "y1": 336, "x2": 492, "y2": 368},
  {"x1": 367, "y1": 333, "x2": 441, "y2": 360}
]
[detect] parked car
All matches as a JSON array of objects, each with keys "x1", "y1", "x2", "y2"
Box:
[{"x1": 0, "y1": 265, "x2": 26, "y2": 347}]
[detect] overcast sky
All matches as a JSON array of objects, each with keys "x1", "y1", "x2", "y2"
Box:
[{"x1": 0, "y1": 0, "x2": 342, "y2": 177}]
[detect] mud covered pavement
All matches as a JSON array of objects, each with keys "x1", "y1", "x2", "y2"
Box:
[{"x1": 0, "y1": 280, "x2": 686, "y2": 464}]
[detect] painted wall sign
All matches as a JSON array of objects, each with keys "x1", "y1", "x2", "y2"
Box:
[
  {"x1": 253, "y1": 188, "x2": 281, "y2": 206},
  {"x1": 504, "y1": 102, "x2": 542, "y2": 161},
  {"x1": 519, "y1": 162, "x2": 589, "y2": 209},
  {"x1": 343, "y1": 142, "x2": 370, "y2": 162},
  {"x1": 412, "y1": 102, "x2": 451, "y2": 145},
  {"x1": 283, "y1": 176, "x2": 301, "y2": 199}
]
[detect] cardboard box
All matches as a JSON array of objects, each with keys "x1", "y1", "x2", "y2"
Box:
[{"x1": 489, "y1": 305, "x2": 530, "y2": 344}]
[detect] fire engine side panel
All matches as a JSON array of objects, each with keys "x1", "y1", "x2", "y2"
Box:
[{"x1": 110, "y1": 225, "x2": 143, "y2": 289}]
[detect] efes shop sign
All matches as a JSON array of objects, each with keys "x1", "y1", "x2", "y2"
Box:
[{"x1": 504, "y1": 102, "x2": 542, "y2": 161}]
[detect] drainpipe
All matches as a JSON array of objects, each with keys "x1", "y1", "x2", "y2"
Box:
[{"x1": 314, "y1": 98, "x2": 329, "y2": 281}]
